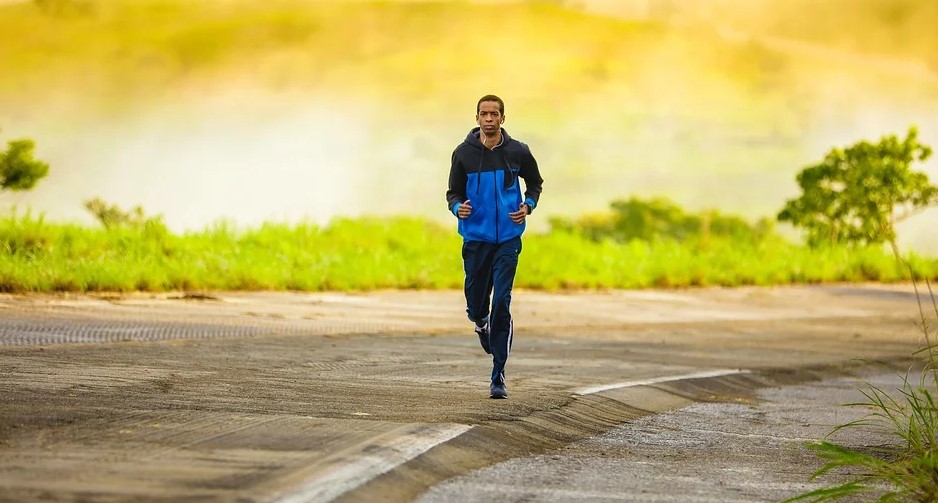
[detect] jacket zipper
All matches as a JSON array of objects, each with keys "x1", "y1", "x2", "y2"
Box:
[{"x1": 493, "y1": 155, "x2": 500, "y2": 243}]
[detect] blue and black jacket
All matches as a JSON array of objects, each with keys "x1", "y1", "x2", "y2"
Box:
[{"x1": 446, "y1": 127, "x2": 544, "y2": 244}]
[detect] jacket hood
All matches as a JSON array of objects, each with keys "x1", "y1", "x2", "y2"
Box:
[{"x1": 464, "y1": 127, "x2": 512, "y2": 149}]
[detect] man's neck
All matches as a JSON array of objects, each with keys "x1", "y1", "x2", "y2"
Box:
[{"x1": 480, "y1": 129, "x2": 502, "y2": 150}]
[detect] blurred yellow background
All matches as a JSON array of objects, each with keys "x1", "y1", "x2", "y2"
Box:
[{"x1": 1, "y1": 0, "x2": 936, "y2": 250}]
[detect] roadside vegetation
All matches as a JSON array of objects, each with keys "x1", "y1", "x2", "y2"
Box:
[
  {"x1": 782, "y1": 129, "x2": 938, "y2": 502},
  {"x1": 4, "y1": 206, "x2": 934, "y2": 294},
  {"x1": 1, "y1": 128, "x2": 936, "y2": 294}
]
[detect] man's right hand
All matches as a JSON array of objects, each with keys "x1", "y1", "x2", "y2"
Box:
[{"x1": 457, "y1": 200, "x2": 472, "y2": 219}]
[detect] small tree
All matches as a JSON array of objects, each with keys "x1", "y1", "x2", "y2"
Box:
[
  {"x1": 778, "y1": 127, "x2": 936, "y2": 248},
  {"x1": 0, "y1": 134, "x2": 50, "y2": 193},
  {"x1": 83, "y1": 197, "x2": 166, "y2": 232}
]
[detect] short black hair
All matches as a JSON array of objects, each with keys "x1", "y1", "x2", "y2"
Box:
[{"x1": 476, "y1": 94, "x2": 504, "y2": 115}]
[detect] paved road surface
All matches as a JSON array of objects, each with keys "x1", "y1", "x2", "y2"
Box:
[
  {"x1": 419, "y1": 370, "x2": 908, "y2": 502},
  {"x1": 0, "y1": 285, "x2": 929, "y2": 501}
]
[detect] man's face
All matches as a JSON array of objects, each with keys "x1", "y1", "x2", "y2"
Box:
[{"x1": 476, "y1": 101, "x2": 504, "y2": 135}]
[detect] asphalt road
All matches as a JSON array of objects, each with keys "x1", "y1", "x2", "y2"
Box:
[
  {"x1": 418, "y1": 370, "x2": 908, "y2": 502},
  {"x1": 0, "y1": 285, "x2": 929, "y2": 502}
]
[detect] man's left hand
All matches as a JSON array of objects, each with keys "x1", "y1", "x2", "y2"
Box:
[{"x1": 509, "y1": 203, "x2": 529, "y2": 224}]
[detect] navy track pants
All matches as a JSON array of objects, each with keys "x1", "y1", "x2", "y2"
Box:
[{"x1": 462, "y1": 236, "x2": 522, "y2": 385}]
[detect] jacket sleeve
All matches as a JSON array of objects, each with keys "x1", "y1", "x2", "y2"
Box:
[
  {"x1": 445, "y1": 149, "x2": 466, "y2": 215},
  {"x1": 519, "y1": 144, "x2": 543, "y2": 213}
]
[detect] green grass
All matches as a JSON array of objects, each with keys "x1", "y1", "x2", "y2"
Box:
[
  {"x1": 0, "y1": 213, "x2": 464, "y2": 292},
  {"x1": 2, "y1": 211, "x2": 935, "y2": 293},
  {"x1": 788, "y1": 374, "x2": 938, "y2": 502}
]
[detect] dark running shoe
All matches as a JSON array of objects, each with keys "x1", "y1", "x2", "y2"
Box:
[
  {"x1": 490, "y1": 381, "x2": 507, "y2": 399},
  {"x1": 474, "y1": 319, "x2": 491, "y2": 354}
]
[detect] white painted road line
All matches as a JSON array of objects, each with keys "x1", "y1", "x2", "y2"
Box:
[
  {"x1": 573, "y1": 369, "x2": 750, "y2": 396},
  {"x1": 270, "y1": 423, "x2": 472, "y2": 503}
]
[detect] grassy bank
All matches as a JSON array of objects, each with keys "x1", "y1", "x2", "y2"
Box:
[{"x1": 1, "y1": 212, "x2": 935, "y2": 293}]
